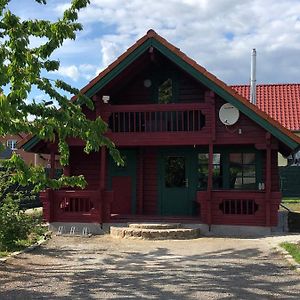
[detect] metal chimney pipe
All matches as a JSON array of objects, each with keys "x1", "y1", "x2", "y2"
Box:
[{"x1": 250, "y1": 48, "x2": 257, "y2": 105}]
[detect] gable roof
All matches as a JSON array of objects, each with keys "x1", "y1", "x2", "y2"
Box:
[
  {"x1": 232, "y1": 84, "x2": 300, "y2": 131},
  {"x1": 21, "y1": 29, "x2": 300, "y2": 152}
]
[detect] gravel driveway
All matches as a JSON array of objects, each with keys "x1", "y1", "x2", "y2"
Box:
[{"x1": 0, "y1": 234, "x2": 300, "y2": 299}]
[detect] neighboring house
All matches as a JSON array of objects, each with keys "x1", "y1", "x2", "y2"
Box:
[
  {"x1": 0, "y1": 134, "x2": 59, "y2": 167},
  {"x1": 20, "y1": 30, "x2": 300, "y2": 233},
  {"x1": 232, "y1": 84, "x2": 300, "y2": 166},
  {"x1": 0, "y1": 134, "x2": 36, "y2": 165}
]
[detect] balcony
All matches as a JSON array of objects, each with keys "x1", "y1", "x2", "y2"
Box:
[{"x1": 104, "y1": 103, "x2": 212, "y2": 146}]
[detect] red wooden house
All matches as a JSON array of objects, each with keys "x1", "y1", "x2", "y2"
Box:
[{"x1": 21, "y1": 30, "x2": 300, "y2": 234}]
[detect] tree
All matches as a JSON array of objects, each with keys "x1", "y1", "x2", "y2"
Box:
[{"x1": 0, "y1": 0, "x2": 122, "y2": 191}]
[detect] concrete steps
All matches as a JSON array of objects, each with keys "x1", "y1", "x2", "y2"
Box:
[{"x1": 110, "y1": 223, "x2": 201, "y2": 240}]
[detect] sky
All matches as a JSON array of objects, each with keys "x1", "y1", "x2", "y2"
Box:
[{"x1": 7, "y1": 0, "x2": 300, "y2": 100}]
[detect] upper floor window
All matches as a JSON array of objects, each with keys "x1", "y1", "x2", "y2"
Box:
[
  {"x1": 6, "y1": 139, "x2": 17, "y2": 150},
  {"x1": 158, "y1": 78, "x2": 173, "y2": 104}
]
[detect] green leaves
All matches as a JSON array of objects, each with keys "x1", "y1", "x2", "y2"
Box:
[{"x1": 0, "y1": 0, "x2": 122, "y2": 192}]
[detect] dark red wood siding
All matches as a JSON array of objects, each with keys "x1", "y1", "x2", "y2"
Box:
[
  {"x1": 142, "y1": 148, "x2": 158, "y2": 214},
  {"x1": 70, "y1": 147, "x2": 100, "y2": 189}
]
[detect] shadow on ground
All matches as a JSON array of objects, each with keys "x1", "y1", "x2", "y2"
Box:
[{"x1": 0, "y1": 238, "x2": 299, "y2": 299}]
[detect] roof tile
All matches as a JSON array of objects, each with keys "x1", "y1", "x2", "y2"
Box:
[{"x1": 232, "y1": 84, "x2": 300, "y2": 131}]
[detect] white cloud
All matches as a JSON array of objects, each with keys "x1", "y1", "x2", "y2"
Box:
[
  {"x1": 13, "y1": 0, "x2": 300, "y2": 86},
  {"x1": 54, "y1": 64, "x2": 98, "y2": 82},
  {"x1": 57, "y1": 65, "x2": 80, "y2": 81},
  {"x1": 71, "y1": 0, "x2": 300, "y2": 84}
]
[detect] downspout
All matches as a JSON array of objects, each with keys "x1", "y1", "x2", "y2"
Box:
[{"x1": 250, "y1": 48, "x2": 257, "y2": 105}]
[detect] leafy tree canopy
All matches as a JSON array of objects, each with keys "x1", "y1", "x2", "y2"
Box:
[{"x1": 0, "y1": 0, "x2": 122, "y2": 191}]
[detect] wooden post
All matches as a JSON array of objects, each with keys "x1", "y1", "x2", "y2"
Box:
[
  {"x1": 100, "y1": 147, "x2": 108, "y2": 222},
  {"x1": 205, "y1": 91, "x2": 215, "y2": 228},
  {"x1": 138, "y1": 148, "x2": 144, "y2": 214},
  {"x1": 100, "y1": 147, "x2": 106, "y2": 191},
  {"x1": 63, "y1": 166, "x2": 70, "y2": 177},
  {"x1": 265, "y1": 133, "x2": 271, "y2": 226},
  {"x1": 50, "y1": 148, "x2": 55, "y2": 179},
  {"x1": 207, "y1": 143, "x2": 213, "y2": 227}
]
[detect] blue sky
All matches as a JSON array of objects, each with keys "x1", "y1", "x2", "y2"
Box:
[{"x1": 7, "y1": 0, "x2": 300, "y2": 102}]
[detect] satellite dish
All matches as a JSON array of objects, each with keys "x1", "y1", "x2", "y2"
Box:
[{"x1": 219, "y1": 103, "x2": 240, "y2": 125}]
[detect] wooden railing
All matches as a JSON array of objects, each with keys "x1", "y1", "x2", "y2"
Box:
[
  {"x1": 53, "y1": 190, "x2": 101, "y2": 223},
  {"x1": 107, "y1": 103, "x2": 210, "y2": 133}
]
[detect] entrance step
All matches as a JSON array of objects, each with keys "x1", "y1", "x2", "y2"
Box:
[
  {"x1": 110, "y1": 223, "x2": 200, "y2": 240},
  {"x1": 128, "y1": 223, "x2": 181, "y2": 230}
]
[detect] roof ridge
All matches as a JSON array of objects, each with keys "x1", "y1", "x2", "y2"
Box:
[{"x1": 231, "y1": 83, "x2": 300, "y2": 87}]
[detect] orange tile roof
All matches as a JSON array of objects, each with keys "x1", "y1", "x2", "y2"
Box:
[{"x1": 232, "y1": 84, "x2": 300, "y2": 131}]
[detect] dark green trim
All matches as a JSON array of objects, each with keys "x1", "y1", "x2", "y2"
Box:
[
  {"x1": 22, "y1": 136, "x2": 40, "y2": 152},
  {"x1": 85, "y1": 39, "x2": 153, "y2": 98},
  {"x1": 158, "y1": 148, "x2": 197, "y2": 216}
]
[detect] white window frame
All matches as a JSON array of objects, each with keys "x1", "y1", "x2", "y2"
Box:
[{"x1": 6, "y1": 139, "x2": 18, "y2": 150}]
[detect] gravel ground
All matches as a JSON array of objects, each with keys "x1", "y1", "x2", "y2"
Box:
[{"x1": 0, "y1": 234, "x2": 300, "y2": 300}]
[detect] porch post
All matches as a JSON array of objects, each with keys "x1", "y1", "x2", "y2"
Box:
[
  {"x1": 48, "y1": 146, "x2": 56, "y2": 222},
  {"x1": 50, "y1": 148, "x2": 55, "y2": 179},
  {"x1": 100, "y1": 147, "x2": 106, "y2": 191},
  {"x1": 207, "y1": 143, "x2": 213, "y2": 226},
  {"x1": 205, "y1": 91, "x2": 215, "y2": 227},
  {"x1": 138, "y1": 148, "x2": 144, "y2": 214},
  {"x1": 63, "y1": 166, "x2": 70, "y2": 176},
  {"x1": 100, "y1": 147, "x2": 108, "y2": 222},
  {"x1": 265, "y1": 133, "x2": 271, "y2": 226}
]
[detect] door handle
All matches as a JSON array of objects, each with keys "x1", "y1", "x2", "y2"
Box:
[{"x1": 184, "y1": 178, "x2": 189, "y2": 188}]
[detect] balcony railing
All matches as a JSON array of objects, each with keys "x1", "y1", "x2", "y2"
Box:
[{"x1": 107, "y1": 103, "x2": 211, "y2": 133}]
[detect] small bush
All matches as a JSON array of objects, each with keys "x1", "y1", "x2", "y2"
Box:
[{"x1": 0, "y1": 197, "x2": 32, "y2": 250}]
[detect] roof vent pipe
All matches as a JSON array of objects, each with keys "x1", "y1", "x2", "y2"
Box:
[{"x1": 250, "y1": 48, "x2": 257, "y2": 105}]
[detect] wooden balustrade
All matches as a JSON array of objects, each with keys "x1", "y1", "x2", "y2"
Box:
[
  {"x1": 53, "y1": 190, "x2": 101, "y2": 222},
  {"x1": 107, "y1": 103, "x2": 210, "y2": 133}
]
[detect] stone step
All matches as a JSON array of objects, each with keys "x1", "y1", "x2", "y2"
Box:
[
  {"x1": 128, "y1": 223, "x2": 182, "y2": 230},
  {"x1": 110, "y1": 226, "x2": 200, "y2": 240}
]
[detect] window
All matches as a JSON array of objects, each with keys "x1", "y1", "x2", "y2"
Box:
[
  {"x1": 229, "y1": 153, "x2": 256, "y2": 190},
  {"x1": 198, "y1": 153, "x2": 222, "y2": 190},
  {"x1": 165, "y1": 156, "x2": 185, "y2": 188},
  {"x1": 158, "y1": 78, "x2": 172, "y2": 104},
  {"x1": 6, "y1": 139, "x2": 17, "y2": 150}
]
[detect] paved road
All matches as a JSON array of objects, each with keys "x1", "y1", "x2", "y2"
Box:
[{"x1": 0, "y1": 235, "x2": 300, "y2": 299}]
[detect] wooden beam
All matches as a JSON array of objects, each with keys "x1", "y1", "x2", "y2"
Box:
[
  {"x1": 50, "y1": 148, "x2": 55, "y2": 179},
  {"x1": 138, "y1": 148, "x2": 144, "y2": 214},
  {"x1": 207, "y1": 142, "x2": 213, "y2": 226},
  {"x1": 265, "y1": 133, "x2": 271, "y2": 226},
  {"x1": 100, "y1": 147, "x2": 106, "y2": 191}
]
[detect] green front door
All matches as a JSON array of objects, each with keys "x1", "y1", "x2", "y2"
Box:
[{"x1": 159, "y1": 149, "x2": 196, "y2": 216}]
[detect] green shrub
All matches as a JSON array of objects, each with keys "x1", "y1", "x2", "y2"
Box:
[{"x1": 0, "y1": 197, "x2": 32, "y2": 250}]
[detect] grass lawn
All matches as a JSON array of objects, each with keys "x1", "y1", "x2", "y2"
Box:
[
  {"x1": 281, "y1": 198, "x2": 300, "y2": 212},
  {"x1": 280, "y1": 242, "x2": 300, "y2": 264}
]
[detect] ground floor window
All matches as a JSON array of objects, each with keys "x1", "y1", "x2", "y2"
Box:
[
  {"x1": 197, "y1": 149, "x2": 261, "y2": 191},
  {"x1": 198, "y1": 153, "x2": 222, "y2": 190}
]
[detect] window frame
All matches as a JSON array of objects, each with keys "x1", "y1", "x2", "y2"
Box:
[
  {"x1": 6, "y1": 139, "x2": 18, "y2": 150},
  {"x1": 197, "y1": 147, "x2": 262, "y2": 191}
]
